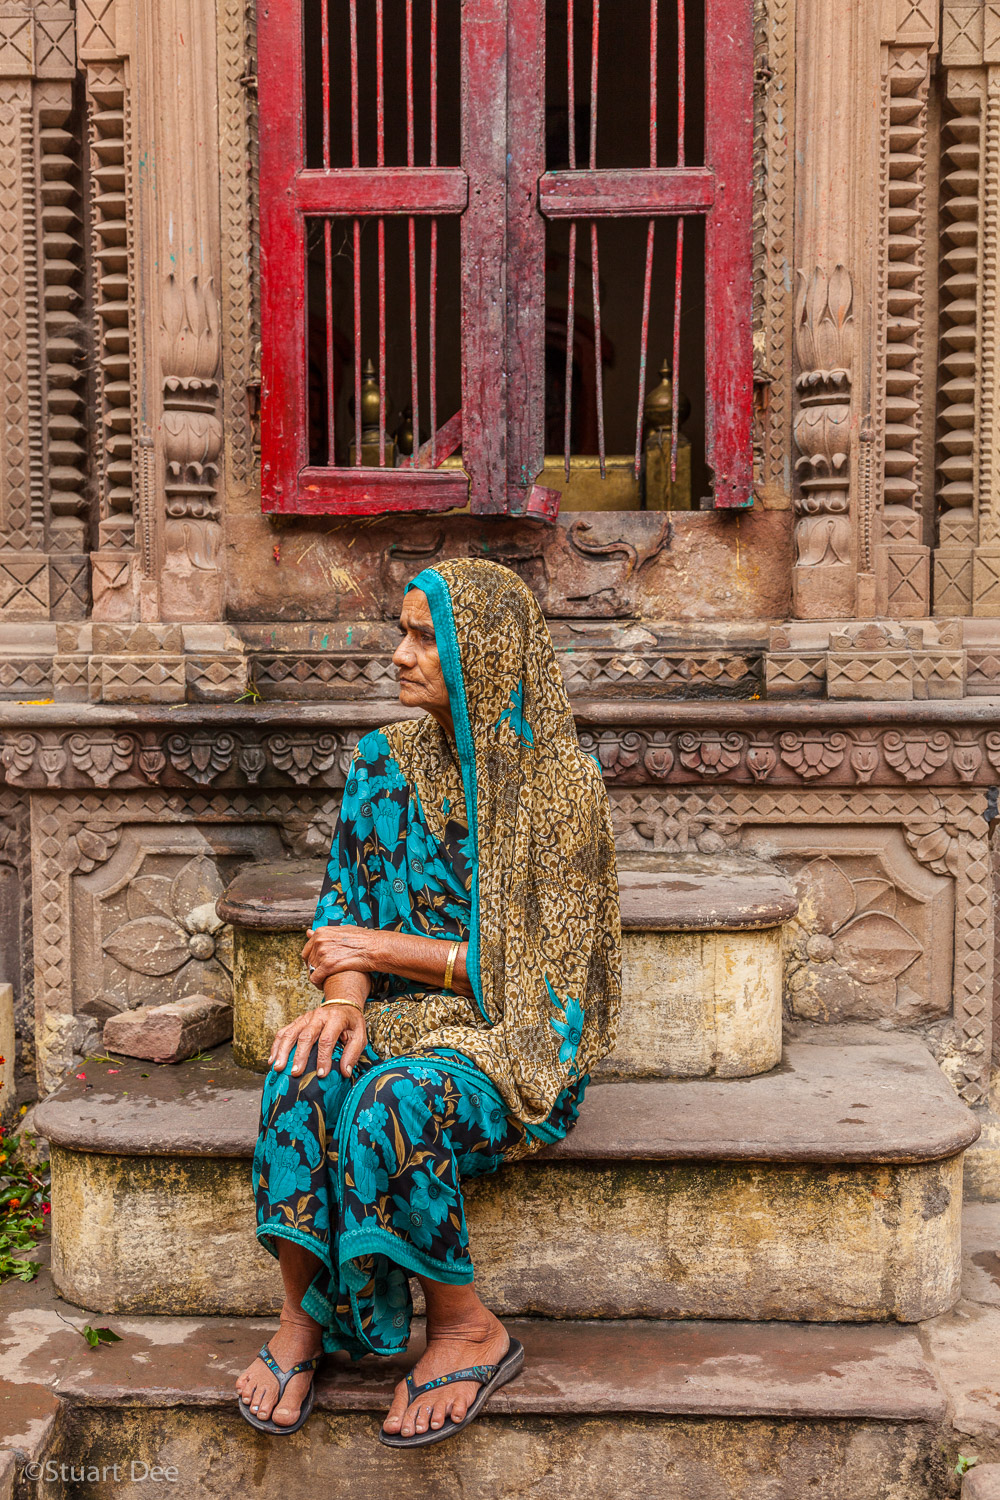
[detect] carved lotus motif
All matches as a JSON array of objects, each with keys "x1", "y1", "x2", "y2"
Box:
[
  {"x1": 848, "y1": 737, "x2": 880, "y2": 784},
  {"x1": 882, "y1": 731, "x2": 951, "y2": 782},
  {"x1": 676, "y1": 732, "x2": 745, "y2": 778},
  {"x1": 0, "y1": 733, "x2": 39, "y2": 785},
  {"x1": 791, "y1": 856, "x2": 923, "y2": 1007},
  {"x1": 778, "y1": 732, "x2": 847, "y2": 780},
  {"x1": 641, "y1": 734, "x2": 674, "y2": 779},
  {"x1": 103, "y1": 854, "x2": 233, "y2": 1004},
  {"x1": 577, "y1": 732, "x2": 643, "y2": 779},
  {"x1": 268, "y1": 732, "x2": 339, "y2": 785},
  {"x1": 904, "y1": 812, "x2": 964, "y2": 877}
]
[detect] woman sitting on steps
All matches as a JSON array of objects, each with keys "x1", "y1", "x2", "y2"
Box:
[{"x1": 235, "y1": 557, "x2": 622, "y2": 1447}]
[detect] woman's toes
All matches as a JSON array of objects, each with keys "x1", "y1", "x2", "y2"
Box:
[{"x1": 382, "y1": 1381, "x2": 408, "y2": 1432}]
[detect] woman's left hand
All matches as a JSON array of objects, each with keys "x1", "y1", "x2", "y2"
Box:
[{"x1": 302, "y1": 925, "x2": 388, "y2": 988}]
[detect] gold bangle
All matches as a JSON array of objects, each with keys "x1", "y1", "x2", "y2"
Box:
[
  {"x1": 318, "y1": 996, "x2": 365, "y2": 1014},
  {"x1": 443, "y1": 940, "x2": 461, "y2": 992}
]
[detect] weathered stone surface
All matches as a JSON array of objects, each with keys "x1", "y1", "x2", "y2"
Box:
[
  {"x1": 11, "y1": 1242, "x2": 999, "y2": 1499},
  {"x1": 218, "y1": 854, "x2": 798, "y2": 933},
  {"x1": 24, "y1": 1409, "x2": 947, "y2": 1499},
  {"x1": 595, "y1": 925, "x2": 783, "y2": 1079},
  {"x1": 37, "y1": 1035, "x2": 975, "y2": 1322},
  {"x1": 48, "y1": 1316, "x2": 945, "y2": 1421},
  {"x1": 231, "y1": 916, "x2": 787, "y2": 1080},
  {"x1": 0, "y1": 982, "x2": 15, "y2": 1123},
  {"x1": 32, "y1": 1032, "x2": 979, "y2": 1163},
  {"x1": 43, "y1": 1140, "x2": 966, "y2": 1323},
  {"x1": 964, "y1": 1467, "x2": 1000, "y2": 1500},
  {"x1": 965, "y1": 1111, "x2": 1000, "y2": 1202},
  {"x1": 102, "y1": 995, "x2": 233, "y2": 1064},
  {"x1": 231, "y1": 928, "x2": 316, "y2": 1072},
  {"x1": 616, "y1": 854, "x2": 799, "y2": 930},
  {"x1": 224, "y1": 855, "x2": 793, "y2": 1078}
]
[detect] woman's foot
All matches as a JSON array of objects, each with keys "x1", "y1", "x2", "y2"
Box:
[
  {"x1": 382, "y1": 1304, "x2": 510, "y2": 1438},
  {"x1": 236, "y1": 1307, "x2": 324, "y2": 1427}
]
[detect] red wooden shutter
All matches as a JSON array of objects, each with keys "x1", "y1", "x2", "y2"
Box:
[
  {"x1": 259, "y1": 0, "x2": 509, "y2": 515},
  {"x1": 259, "y1": 0, "x2": 753, "y2": 516},
  {"x1": 533, "y1": 0, "x2": 753, "y2": 508}
]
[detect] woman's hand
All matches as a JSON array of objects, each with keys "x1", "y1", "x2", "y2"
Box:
[
  {"x1": 268, "y1": 1001, "x2": 367, "y2": 1080},
  {"x1": 302, "y1": 925, "x2": 385, "y2": 987}
]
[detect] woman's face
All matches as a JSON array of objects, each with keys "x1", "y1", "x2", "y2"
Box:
[{"x1": 393, "y1": 589, "x2": 452, "y2": 725}]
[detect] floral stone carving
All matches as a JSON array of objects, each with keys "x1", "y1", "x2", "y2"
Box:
[
  {"x1": 97, "y1": 853, "x2": 234, "y2": 1013},
  {"x1": 775, "y1": 846, "x2": 951, "y2": 1025}
]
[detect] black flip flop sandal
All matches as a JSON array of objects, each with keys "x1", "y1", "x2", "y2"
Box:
[
  {"x1": 238, "y1": 1340, "x2": 321, "y2": 1435},
  {"x1": 378, "y1": 1337, "x2": 524, "y2": 1448}
]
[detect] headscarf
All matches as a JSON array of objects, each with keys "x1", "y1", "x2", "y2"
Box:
[{"x1": 358, "y1": 558, "x2": 622, "y2": 1131}]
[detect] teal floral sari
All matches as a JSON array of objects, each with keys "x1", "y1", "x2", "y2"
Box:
[
  {"x1": 253, "y1": 559, "x2": 620, "y2": 1358},
  {"x1": 254, "y1": 729, "x2": 586, "y2": 1357}
]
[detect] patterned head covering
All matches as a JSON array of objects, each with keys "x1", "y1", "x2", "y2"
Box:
[{"x1": 363, "y1": 557, "x2": 622, "y2": 1129}]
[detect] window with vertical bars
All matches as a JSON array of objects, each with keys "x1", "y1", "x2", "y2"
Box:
[{"x1": 258, "y1": 0, "x2": 753, "y2": 518}]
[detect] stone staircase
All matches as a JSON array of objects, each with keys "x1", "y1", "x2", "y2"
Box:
[{"x1": 4, "y1": 852, "x2": 990, "y2": 1497}]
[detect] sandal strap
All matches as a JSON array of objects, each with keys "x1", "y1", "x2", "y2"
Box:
[
  {"x1": 257, "y1": 1341, "x2": 321, "y2": 1393},
  {"x1": 405, "y1": 1362, "x2": 498, "y2": 1402}
]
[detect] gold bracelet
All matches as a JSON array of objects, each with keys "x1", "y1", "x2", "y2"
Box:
[
  {"x1": 443, "y1": 940, "x2": 461, "y2": 992},
  {"x1": 318, "y1": 996, "x2": 365, "y2": 1014}
]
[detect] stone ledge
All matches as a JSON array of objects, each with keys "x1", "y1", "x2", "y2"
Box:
[
  {"x1": 2, "y1": 698, "x2": 1000, "y2": 794},
  {"x1": 45, "y1": 1316, "x2": 946, "y2": 1424},
  {"x1": 31, "y1": 1030, "x2": 980, "y2": 1166},
  {"x1": 217, "y1": 853, "x2": 799, "y2": 934}
]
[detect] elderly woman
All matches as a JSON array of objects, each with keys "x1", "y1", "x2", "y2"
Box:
[{"x1": 236, "y1": 558, "x2": 622, "y2": 1447}]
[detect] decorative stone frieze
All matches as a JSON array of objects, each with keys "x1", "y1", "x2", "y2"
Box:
[
  {"x1": 611, "y1": 784, "x2": 993, "y2": 1104},
  {"x1": 28, "y1": 788, "x2": 319, "y2": 1088},
  {"x1": 766, "y1": 618, "x2": 987, "y2": 698},
  {"x1": 1, "y1": 701, "x2": 1000, "y2": 794}
]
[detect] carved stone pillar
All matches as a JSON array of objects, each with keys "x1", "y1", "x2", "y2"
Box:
[
  {"x1": 936, "y1": 5, "x2": 1000, "y2": 617},
  {"x1": 132, "y1": 0, "x2": 224, "y2": 621},
  {"x1": 791, "y1": 0, "x2": 877, "y2": 619},
  {"x1": 873, "y1": 23, "x2": 935, "y2": 618},
  {"x1": 934, "y1": 29, "x2": 983, "y2": 616},
  {"x1": 79, "y1": 0, "x2": 140, "y2": 619},
  {"x1": 0, "y1": 5, "x2": 87, "y2": 622},
  {"x1": 974, "y1": 56, "x2": 1000, "y2": 613}
]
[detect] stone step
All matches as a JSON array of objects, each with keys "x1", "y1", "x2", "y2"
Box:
[
  {"x1": 964, "y1": 1467, "x2": 1000, "y2": 1500},
  {"x1": 218, "y1": 852, "x2": 798, "y2": 1080},
  {"x1": 0, "y1": 1248, "x2": 953, "y2": 1500},
  {"x1": 33, "y1": 1025, "x2": 978, "y2": 1325}
]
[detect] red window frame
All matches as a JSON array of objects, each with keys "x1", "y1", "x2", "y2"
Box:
[{"x1": 258, "y1": 0, "x2": 753, "y2": 517}]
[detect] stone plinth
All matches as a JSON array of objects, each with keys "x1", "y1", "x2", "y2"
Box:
[
  {"x1": 218, "y1": 855, "x2": 797, "y2": 1080},
  {"x1": 34, "y1": 1032, "x2": 979, "y2": 1323}
]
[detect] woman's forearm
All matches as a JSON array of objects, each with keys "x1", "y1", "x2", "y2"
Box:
[
  {"x1": 377, "y1": 932, "x2": 473, "y2": 998},
  {"x1": 320, "y1": 968, "x2": 371, "y2": 1007}
]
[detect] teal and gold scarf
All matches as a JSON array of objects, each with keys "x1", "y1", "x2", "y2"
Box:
[{"x1": 318, "y1": 558, "x2": 622, "y2": 1140}]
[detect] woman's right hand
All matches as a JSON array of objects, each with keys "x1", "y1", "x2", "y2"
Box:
[{"x1": 269, "y1": 1001, "x2": 367, "y2": 1081}]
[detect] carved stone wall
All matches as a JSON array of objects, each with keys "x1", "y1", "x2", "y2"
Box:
[
  {"x1": 611, "y1": 782, "x2": 993, "y2": 1104},
  {"x1": 1, "y1": 698, "x2": 995, "y2": 1101},
  {"x1": 935, "y1": 5, "x2": 1000, "y2": 618},
  {"x1": 28, "y1": 787, "x2": 329, "y2": 1088},
  {"x1": 753, "y1": 0, "x2": 796, "y2": 508},
  {"x1": 0, "y1": 5, "x2": 87, "y2": 624}
]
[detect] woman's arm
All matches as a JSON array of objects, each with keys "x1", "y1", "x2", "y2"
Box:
[{"x1": 302, "y1": 926, "x2": 474, "y2": 1000}]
